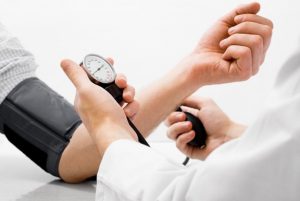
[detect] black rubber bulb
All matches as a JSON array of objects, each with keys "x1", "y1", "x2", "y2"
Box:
[{"x1": 177, "y1": 107, "x2": 207, "y2": 147}]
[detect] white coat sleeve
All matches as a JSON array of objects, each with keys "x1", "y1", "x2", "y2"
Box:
[
  {"x1": 96, "y1": 50, "x2": 300, "y2": 201},
  {"x1": 96, "y1": 139, "x2": 197, "y2": 201},
  {"x1": 97, "y1": 98, "x2": 300, "y2": 201}
]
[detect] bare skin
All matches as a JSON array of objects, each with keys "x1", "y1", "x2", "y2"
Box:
[
  {"x1": 58, "y1": 2, "x2": 273, "y2": 183},
  {"x1": 59, "y1": 59, "x2": 139, "y2": 182},
  {"x1": 165, "y1": 96, "x2": 247, "y2": 160}
]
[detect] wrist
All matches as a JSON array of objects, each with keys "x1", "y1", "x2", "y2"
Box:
[
  {"x1": 175, "y1": 54, "x2": 208, "y2": 91},
  {"x1": 92, "y1": 119, "x2": 136, "y2": 157},
  {"x1": 226, "y1": 121, "x2": 247, "y2": 141}
]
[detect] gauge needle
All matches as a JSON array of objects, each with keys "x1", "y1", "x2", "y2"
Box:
[{"x1": 92, "y1": 64, "x2": 104, "y2": 75}]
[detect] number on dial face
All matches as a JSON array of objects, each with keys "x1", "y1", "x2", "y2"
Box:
[{"x1": 83, "y1": 54, "x2": 116, "y2": 84}]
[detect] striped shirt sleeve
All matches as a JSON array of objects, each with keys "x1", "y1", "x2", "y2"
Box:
[{"x1": 0, "y1": 22, "x2": 37, "y2": 104}]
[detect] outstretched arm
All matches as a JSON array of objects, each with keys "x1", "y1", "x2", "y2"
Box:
[
  {"x1": 60, "y1": 2, "x2": 273, "y2": 183},
  {"x1": 59, "y1": 3, "x2": 286, "y2": 198},
  {"x1": 132, "y1": 2, "x2": 272, "y2": 137}
]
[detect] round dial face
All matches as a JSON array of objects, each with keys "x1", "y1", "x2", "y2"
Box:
[{"x1": 82, "y1": 54, "x2": 116, "y2": 84}]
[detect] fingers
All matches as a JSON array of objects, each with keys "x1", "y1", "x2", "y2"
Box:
[
  {"x1": 234, "y1": 14, "x2": 273, "y2": 28},
  {"x1": 115, "y1": 73, "x2": 136, "y2": 116},
  {"x1": 93, "y1": 56, "x2": 137, "y2": 105},
  {"x1": 164, "y1": 112, "x2": 186, "y2": 127},
  {"x1": 220, "y1": 34, "x2": 263, "y2": 74},
  {"x1": 219, "y1": 11, "x2": 273, "y2": 77},
  {"x1": 228, "y1": 21, "x2": 273, "y2": 52},
  {"x1": 167, "y1": 121, "x2": 192, "y2": 140},
  {"x1": 181, "y1": 96, "x2": 202, "y2": 110},
  {"x1": 115, "y1": 73, "x2": 127, "y2": 88},
  {"x1": 220, "y1": 2, "x2": 260, "y2": 26},
  {"x1": 222, "y1": 45, "x2": 252, "y2": 79},
  {"x1": 115, "y1": 74, "x2": 135, "y2": 103},
  {"x1": 60, "y1": 59, "x2": 91, "y2": 91},
  {"x1": 176, "y1": 131, "x2": 195, "y2": 153},
  {"x1": 123, "y1": 85, "x2": 135, "y2": 103},
  {"x1": 180, "y1": 106, "x2": 200, "y2": 118},
  {"x1": 182, "y1": 96, "x2": 213, "y2": 110},
  {"x1": 123, "y1": 100, "x2": 139, "y2": 119}
]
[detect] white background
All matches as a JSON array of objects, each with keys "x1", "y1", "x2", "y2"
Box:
[
  {"x1": 0, "y1": 0, "x2": 300, "y2": 144},
  {"x1": 0, "y1": 1, "x2": 300, "y2": 200}
]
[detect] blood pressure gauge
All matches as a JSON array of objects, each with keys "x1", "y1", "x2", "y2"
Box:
[
  {"x1": 80, "y1": 53, "x2": 150, "y2": 147},
  {"x1": 81, "y1": 54, "x2": 123, "y2": 103},
  {"x1": 82, "y1": 54, "x2": 116, "y2": 85}
]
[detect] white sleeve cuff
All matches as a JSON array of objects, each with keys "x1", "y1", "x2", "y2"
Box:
[{"x1": 96, "y1": 139, "x2": 187, "y2": 201}]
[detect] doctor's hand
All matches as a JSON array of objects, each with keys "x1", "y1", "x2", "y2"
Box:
[
  {"x1": 179, "y1": 2, "x2": 273, "y2": 87},
  {"x1": 61, "y1": 59, "x2": 138, "y2": 157},
  {"x1": 106, "y1": 58, "x2": 139, "y2": 120},
  {"x1": 165, "y1": 97, "x2": 246, "y2": 160}
]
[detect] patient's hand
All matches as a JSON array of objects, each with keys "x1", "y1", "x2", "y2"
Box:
[
  {"x1": 180, "y1": 2, "x2": 273, "y2": 87},
  {"x1": 165, "y1": 96, "x2": 246, "y2": 160}
]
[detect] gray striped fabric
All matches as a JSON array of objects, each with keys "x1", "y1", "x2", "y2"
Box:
[{"x1": 0, "y1": 23, "x2": 37, "y2": 104}]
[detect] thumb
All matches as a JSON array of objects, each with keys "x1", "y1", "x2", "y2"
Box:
[
  {"x1": 180, "y1": 106, "x2": 200, "y2": 118},
  {"x1": 60, "y1": 59, "x2": 91, "y2": 90},
  {"x1": 220, "y1": 2, "x2": 260, "y2": 26},
  {"x1": 182, "y1": 96, "x2": 202, "y2": 110}
]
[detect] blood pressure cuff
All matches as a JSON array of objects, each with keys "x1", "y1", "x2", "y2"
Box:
[{"x1": 0, "y1": 78, "x2": 81, "y2": 177}]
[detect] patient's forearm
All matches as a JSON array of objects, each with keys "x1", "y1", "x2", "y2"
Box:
[{"x1": 133, "y1": 60, "x2": 203, "y2": 138}]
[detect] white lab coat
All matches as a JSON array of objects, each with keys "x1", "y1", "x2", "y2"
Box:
[{"x1": 96, "y1": 50, "x2": 300, "y2": 201}]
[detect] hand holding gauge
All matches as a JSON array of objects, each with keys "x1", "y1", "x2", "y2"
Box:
[
  {"x1": 80, "y1": 54, "x2": 206, "y2": 159},
  {"x1": 80, "y1": 54, "x2": 149, "y2": 146}
]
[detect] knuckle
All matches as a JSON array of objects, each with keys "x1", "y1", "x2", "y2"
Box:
[
  {"x1": 176, "y1": 140, "x2": 182, "y2": 149},
  {"x1": 239, "y1": 67, "x2": 252, "y2": 81},
  {"x1": 255, "y1": 35, "x2": 264, "y2": 44},
  {"x1": 263, "y1": 25, "x2": 273, "y2": 37},
  {"x1": 124, "y1": 108, "x2": 132, "y2": 117},
  {"x1": 164, "y1": 118, "x2": 171, "y2": 127},
  {"x1": 79, "y1": 84, "x2": 95, "y2": 97},
  {"x1": 166, "y1": 130, "x2": 172, "y2": 139},
  {"x1": 174, "y1": 124, "x2": 181, "y2": 133},
  {"x1": 238, "y1": 14, "x2": 247, "y2": 22},
  {"x1": 252, "y1": 35, "x2": 263, "y2": 45},
  {"x1": 78, "y1": 85, "x2": 89, "y2": 95},
  {"x1": 241, "y1": 69, "x2": 252, "y2": 80},
  {"x1": 267, "y1": 20, "x2": 274, "y2": 29},
  {"x1": 167, "y1": 129, "x2": 177, "y2": 140},
  {"x1": 238, "y1": 21, "x2": 249, "y2": 30},
  {"x1": 240, "y1": 47, "x2": 251, "y2": 57}
]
